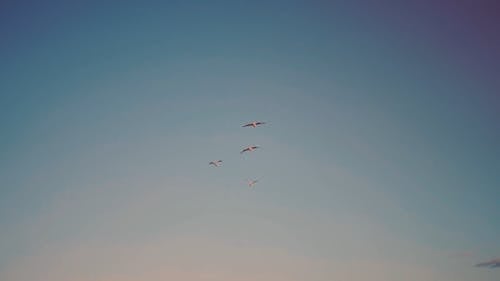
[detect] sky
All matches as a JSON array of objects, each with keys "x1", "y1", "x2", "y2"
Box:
[{"x1": 0, "y1": 1, "x2": 499, "y2": 280}]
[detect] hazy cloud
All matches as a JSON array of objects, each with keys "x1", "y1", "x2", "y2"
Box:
[{"x1": 476, "y1": 258, "x2": 500, "y2": 268}]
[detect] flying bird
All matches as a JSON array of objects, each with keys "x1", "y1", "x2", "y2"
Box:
[
  {"x1": 475, "y1": 258, "x2": 500, "y2": 268},
  {"x1": 209, "y1": 160, "x2": 223, "y2": 167},
  {"x1": 240, "y1": 145, "x2": 260, "y2": 154},
  {"x1": 242, "y1": 121, "x2": 266, "y2": 128},
  {"x1": 247, "y1": 179, "x2": 258, "y2": 187}
]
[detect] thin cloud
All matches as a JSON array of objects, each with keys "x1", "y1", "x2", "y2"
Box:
[
  {"x1": 475, "y1": 258, "x2": 500, "y2": 268},
  {"x1": 448, "y1": 251, "x2": 474, "y2": 258}
]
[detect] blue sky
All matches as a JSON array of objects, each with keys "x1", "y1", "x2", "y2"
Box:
[{"x1": 1, "y1": 1, "x2": 499, "y2": 280}]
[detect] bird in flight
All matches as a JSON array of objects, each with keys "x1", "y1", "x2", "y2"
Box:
[
  {"x1": 242, "y1": 121, "x2": 266, "y2": 128},
  {"x1": 475, "y1": 258, "x2": 500, "y2": 268},
  {"x1": 247, "y1": 179, "x2": 258, "y2": 187},
  {"x1": 240, "y1": 145, "x2": 260, "y2": 154},
  {"x1": 209, "y1": 160, "x2": 223, "y2": 167}
]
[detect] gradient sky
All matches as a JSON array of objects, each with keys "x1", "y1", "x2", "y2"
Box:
[{"x1": 1, "y1": 1, "x2": 499, "y2": 280}]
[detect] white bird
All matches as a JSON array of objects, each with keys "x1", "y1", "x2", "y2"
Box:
[
  {"x1": 240, "y1": 145, "x2": 259, "y2": 154},
  {"x1": 242, "y1": 121, "x2": 266, "y2": 128},
  {"x1": 247, "y1": 179, "x2": 258, "y2": 187},
  {"x1": 209, "y1": 160, "x2": 223, "y2": 167}
]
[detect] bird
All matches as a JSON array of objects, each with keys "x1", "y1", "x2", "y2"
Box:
[
  {"x1": 242, "y1": 121, "x2": 266, "y2": 128},
  {"x1": 247, "y1": 179, "x2": 258, "y2": 187},
  {"x1": 475, "y1": 258, "x2": 500, "y2": 268},
  {"x1": 209, "y1": 160, "x2": 223, "y2": 167},
  {"x1": 240, "y1": 145, "x2": 259, "y2": 154}
]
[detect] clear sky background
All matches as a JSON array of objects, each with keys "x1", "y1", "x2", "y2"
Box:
[{"x1": 0, "y1": 1, "x2": 499, "y2": 280}]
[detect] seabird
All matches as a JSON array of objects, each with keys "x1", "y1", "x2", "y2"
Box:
[
  {"x1": 247, "y1": 179, "x2": 258, "y2": 187},
  {"x1": 242, "y1": 121, "x2": 266, "y2": 128},
  {"x1": 209, "y1": 160, "x2": 223, "y2": 167},
  {"x1": 240, "y1": 145, "x2": 260, "y2": 154}
]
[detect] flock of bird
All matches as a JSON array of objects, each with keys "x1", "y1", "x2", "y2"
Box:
[
  {"x1": 207, "y1": 121, "x2": 498, "y2": 270},
  {"x1": 209, "y1": 121, "x2": 266, "y2": 187}
]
